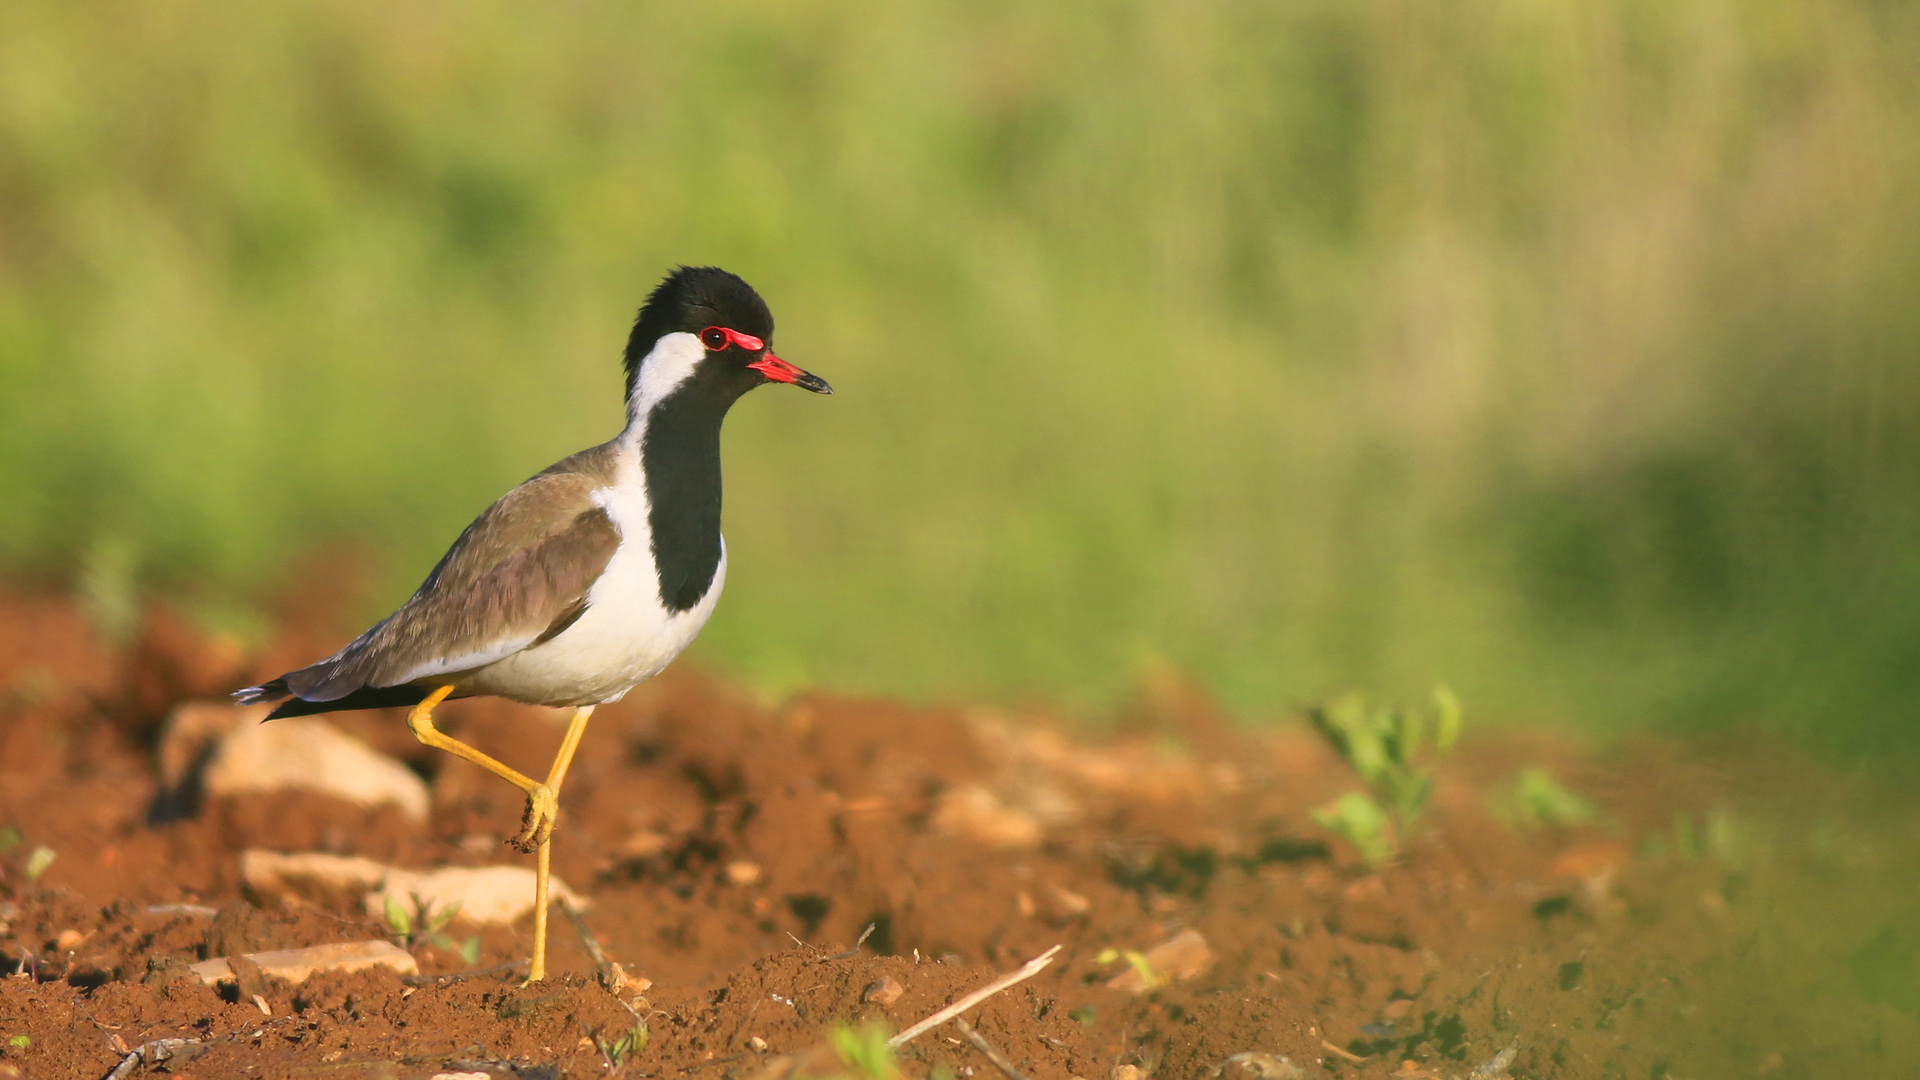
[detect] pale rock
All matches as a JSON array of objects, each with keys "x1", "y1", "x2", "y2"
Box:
[
  {"x1": 1215, "y1": 1052, "x2": 1306, "y2": 1080},
  {"x1": 1111, "y1": 1066, "x2": 1143, "y2": 1080},
  {"x1": 158, "y1": 702, "x2": 267, "y2": 790},
  {"x1": 189, "y1": 939, "x2": 417, "y2": 985},
  {"x1": 931, "y1": 786, "x2": 1043, "y2": 850},
  {"x1": 725, "y1": 860, "x2": 763, "y2": 886},
  {"x1": 373, "y1": 864, "x2": 587, "y2": 925},
  {"x1": 204, "y1": 717, "x2": 429, "y2": 821},
  {"x1": 241, "y1": 850, "x2": 586, "y2": 925},
  {"x1": 1106, "y1": 928, "x2": 1212, "y2": 993}
]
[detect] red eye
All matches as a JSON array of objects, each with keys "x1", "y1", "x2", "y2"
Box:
[{"x1": 700, "y1": 327, "x2": 729, "y2": 351}]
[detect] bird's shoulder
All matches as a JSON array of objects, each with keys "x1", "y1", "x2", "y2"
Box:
[{"x1": 424, "y1": 440, "x2": 625, "y2": 593}]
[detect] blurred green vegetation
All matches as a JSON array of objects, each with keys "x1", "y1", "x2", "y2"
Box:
[{"x1": 2, "y1": 0, "x2": 1916, "y2": 749}]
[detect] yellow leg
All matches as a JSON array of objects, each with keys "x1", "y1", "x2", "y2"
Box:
[
  {"x1": 527, "y1": 705, "x2": 593, "y2": 984},
  {"x1": 406, "y1": 688, "x2": 595, "y2": 983}
]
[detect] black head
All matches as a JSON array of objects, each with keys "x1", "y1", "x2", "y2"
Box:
[{"x1": 622, "y1": 266, "x2": 830, "y2": 408}]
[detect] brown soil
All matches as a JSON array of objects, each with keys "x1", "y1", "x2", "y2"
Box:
[{"x1": 0, "y1": 587, "x2": 1913, "y2": 1080}]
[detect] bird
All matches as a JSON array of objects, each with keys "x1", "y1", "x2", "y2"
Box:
[{"x1": 235, "y1": 266, "x2": 830, "y2": 982}]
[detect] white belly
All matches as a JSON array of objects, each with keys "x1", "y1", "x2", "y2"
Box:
[{"x1": 459, "y1": 470, "x2": 726, "y2": 707}]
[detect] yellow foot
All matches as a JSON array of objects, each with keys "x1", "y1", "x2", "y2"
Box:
[{"x1": 509, "y1": 784, "x2": 558, "y2": 853}]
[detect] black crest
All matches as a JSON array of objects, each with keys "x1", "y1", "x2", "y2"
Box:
[{"x1": 623, "y1": 266, "x2": 775, "y2": 400}]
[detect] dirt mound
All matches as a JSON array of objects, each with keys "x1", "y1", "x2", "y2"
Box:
[{"x1": 0, "y1": 587, "x2": 1913, "y2": 1079}]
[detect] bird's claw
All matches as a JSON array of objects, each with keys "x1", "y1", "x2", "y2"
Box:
[{"x1": 509, "y1": 784, "x2": 557, "y2": 852}]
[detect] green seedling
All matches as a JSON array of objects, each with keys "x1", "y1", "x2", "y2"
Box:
[
  {"x1": 1306, "y1": 686, "x2": 1461, "y2": 861},
  {"x1": 381, "y1": 893, "x2": 465, "y2": 953},
  {"x1": 596, "y1": 1019, "x2": 649, "y2": 1067},
  {"x1": 1095, "y1": 946, "x2": 1158, "y2": 990},
  {"x1": 6, "y1": 1034, "x2": 27, "y2": 1050},
  {"x1": 1494, "y1": 767, "x2": 1596, "y2": 829},
  {"x1": 23, "y1": 846, "x2": 55, "y2": 883},
  {"x1": 1311, "y1": 792, "x2": 1396, "y2": 864},
  {"x1": 829, "y1": 1021, "x2": 899, "y2": 1080}
]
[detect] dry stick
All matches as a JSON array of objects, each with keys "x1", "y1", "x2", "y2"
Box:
[
  {"x1": 559, "y1": 897, "x2": 612, "y2": 978},
  {"x1": 822, "y1": 922, "x2": 877, "y2": 962},
  {"x1": 1321, "y1": 1039, "x2": 1366, "y2": 1063},
  {"x1": 953, "y1": 1018, "x2": 1033, "y2": 1080},
  {"x1": 888, "y1": 945, "x2": 1063, "y2": 1048},
  {"x1": 103, "y1": 1037, "x2": 200, "y2": 1080}
]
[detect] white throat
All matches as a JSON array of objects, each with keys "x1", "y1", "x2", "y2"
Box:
[{"x1": 624, "y1": 331, "x2": 706, "y2": 435}]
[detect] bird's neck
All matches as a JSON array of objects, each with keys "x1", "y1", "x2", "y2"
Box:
[{"x1": 622, "y1": 387, "x2": 731, "y2": 614}]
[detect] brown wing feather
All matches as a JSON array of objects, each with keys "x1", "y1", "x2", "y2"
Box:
[{"x1": 281, "y1": 445, "x2": 623, "y2": 700}]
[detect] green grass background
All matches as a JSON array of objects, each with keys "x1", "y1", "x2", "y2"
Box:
[{"x1": 2, "y1": 0, "x2": 1916, "y2": 749}]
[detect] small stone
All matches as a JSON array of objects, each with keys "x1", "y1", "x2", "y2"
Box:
[
  {"x1": 1112, "y1": 1066, "x2": 1143, "y2": 1080},
  {"x1": 54, "y1": 928, "x2": 85, "y2": 951},
  {"x1": 241, "y1": 850, "x2": 587, "y2": 925},
  {"x1": 725, "y1": 860, "x2": 763, "y2": 886},
  {"x1": 619, "y1": 830, "x2": 670, "y2": 858},
  {"x1": 205, "y1": 717, "x2": 430, "y2": 820},
  {"x1": 862, "y1": 975, "x2": 904, "y2": 1006},
  {"x1": 1045, "y1": 885, "x2": 1091, "y2": 920},
  {"x1": 931, "y1": 786, "x2": 1043, "y2": 850},
  {"x1": 603, "y1": 961, "x2": 653, "y2": 999},
  {"x1": 1217, "y1": 1053, "x2": 1306, "y2": 1080},
  {"x1": 1382, "y1": 998, "x2": 1413, "y2": 1020},
  {"x1": 188, "y1": 939, "x2": 418, "y2": 985},
  {"x1": 1106, "y1": 929, "x2": 1212, "y2": 993},
  {"x1": 748, "y1": 1036, "x2": 769, "y2": 1052}
]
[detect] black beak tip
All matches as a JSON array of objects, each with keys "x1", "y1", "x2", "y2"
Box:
[{"x1": 797, "y1": 373, "x2": 833, "y2": 395}]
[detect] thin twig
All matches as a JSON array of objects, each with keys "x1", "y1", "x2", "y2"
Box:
[
  {"x1": 888, "y1": 945, "x2": 1062, "y2": 1048},
  {"x1": 1321, "y1": 1039, "x2": 1366, "y2": 1063},
  {"x1": 822, "y1": 922, "x2": 877, "y2": 962},
  {"x1": 559, "y1": 897, "x2": 611, "y2": 978},
  {"x1": 953, "y1": 1018, "x2": 1032, "y2": 1080},
  {"x1": 785, "y1": 932, "x2": 819, "y2": 955},
  {"x1": 103, "y1": 1037, "x2": 200, "y2": 1080}
]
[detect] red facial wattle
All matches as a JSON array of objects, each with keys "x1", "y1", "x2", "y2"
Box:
[
  {"x1": 701, "y1": 324, "x2": 833, "y2": 394},
  {"x1": 699, "y1": 326, "x2": 764, "y2": 352}
]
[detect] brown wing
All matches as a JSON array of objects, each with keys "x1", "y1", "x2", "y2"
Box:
[{"x1": 279, "y1": 447, "x2": 623, "y2": 702}]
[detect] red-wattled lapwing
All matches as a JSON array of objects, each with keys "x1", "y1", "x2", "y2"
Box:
[{"x1": 236, "y1": 266, "x2": 829, "y2": 981}]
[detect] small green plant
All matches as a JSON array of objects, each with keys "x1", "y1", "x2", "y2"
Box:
[
  {"x1": 380, "y1": 893, "x2": 467, "y2": 954},
  {"x1": 1310, "y1": 791, "x2": 1396, "y2": 864},
  {"x1": 1493, "y1": 767, "x2": 1596, "y2": 829},
  {"x1": 1095, "y1": 946, "x2": 1158, "y2": 990},
  {"x1": 1306, "y1": 686, "x2": 1462, "y2": 861},
  {"x1": 596, "y1": 1019, "x2": 649, "y2": 1067},
  {"x1": 23, "y1": 846, "x2": 55, "y2": 884},
  {"x1": 6, "y1": 1034, "x2": 27, "y2": 1050},
  {"x1": 829, "y1": 1022, "x2": 899, "y2": 1080}
]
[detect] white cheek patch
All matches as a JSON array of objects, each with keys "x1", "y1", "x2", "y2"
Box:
[{"x1": 630, "y1": 331, "x2": 706, "y2": 416}]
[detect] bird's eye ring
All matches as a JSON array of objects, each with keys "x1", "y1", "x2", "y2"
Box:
[{"x1": 700, "y1": 327, "x2": 730, "y2": 351}]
